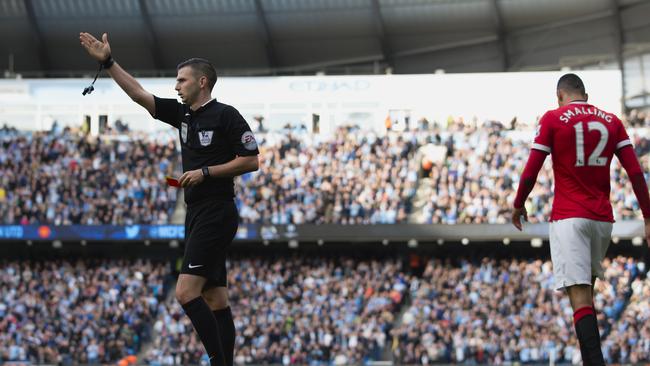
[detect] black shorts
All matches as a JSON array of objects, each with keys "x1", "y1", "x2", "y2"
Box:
[{"x1": 181, "y1": 198, "x2": 239, "y2": 287}]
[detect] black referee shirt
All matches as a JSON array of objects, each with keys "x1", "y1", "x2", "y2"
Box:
[{"x1": 154, "y1": 96, "x2": 259, "y2": 204}]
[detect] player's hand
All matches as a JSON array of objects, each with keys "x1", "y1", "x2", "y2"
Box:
[
  {"x1": 644, "y1": 218, "x2": 650, "y2": 247},
  {"x1": 79, "y1": 32, "x2": 111, "y2": 62},
  {"x1": 512, "y1": 206, "x2": 528, "y2": 231},
  {"x1": 178, "y1": 169, "x2": 205, "y2": 187}
]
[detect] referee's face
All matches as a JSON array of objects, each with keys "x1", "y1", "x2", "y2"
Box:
[{"x1": 175, "y1": 66, "x2": 200, "y2": 105}]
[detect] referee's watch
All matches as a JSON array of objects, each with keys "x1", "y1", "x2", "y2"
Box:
[{"x1": 201, "y1": 166, "x2": 210, "y2": 178}]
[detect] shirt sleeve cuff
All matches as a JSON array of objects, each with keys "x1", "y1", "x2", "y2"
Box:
[
  {"x1": 616, "y1": 139, "x2": 632, "y2": 150},
  {"x1": 532, "y1": 143, "x2": 551, "y2": 153}
]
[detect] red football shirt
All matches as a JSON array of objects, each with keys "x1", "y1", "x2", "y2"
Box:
[{"x1": 533, "y1": 101, "x2": 631, "y2": 222}]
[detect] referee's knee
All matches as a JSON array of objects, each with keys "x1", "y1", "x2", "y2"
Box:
[
  {"x1": 175, "y1": 283, "x2": 202, "y2": 305},
  {"x1": 203, "y1": 287, "x2": 229, "y2": 310}
]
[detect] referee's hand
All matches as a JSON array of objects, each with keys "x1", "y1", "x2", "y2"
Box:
[
  {"x1": 79, "y1": 32, "x2": 111, "y2": 63},
  {"x1": 179, "y1": 169, "x2": 205, "y2": 187},
  {"x1": 512, "y1": 206, "x2": 528, "y2": 231}
]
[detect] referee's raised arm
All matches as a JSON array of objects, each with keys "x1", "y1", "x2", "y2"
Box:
[{"x1": 79, "y1": 32, "x2": 155, "y2": 116}]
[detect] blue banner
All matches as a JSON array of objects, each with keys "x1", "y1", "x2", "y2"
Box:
[
  {"x1": 0, "y1": 222, "x2": 644, "y2": 243},
  {"x1": 0, "y1": 225, "x2": 258, "y2": 241}
]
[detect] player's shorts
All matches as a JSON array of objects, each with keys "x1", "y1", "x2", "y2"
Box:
[
  {"x1": 549, "y1": 217, "x2": 613, "y2": 291},
  {"x1": 181, "y1": 198, "x2": 239, "y2": 287}
]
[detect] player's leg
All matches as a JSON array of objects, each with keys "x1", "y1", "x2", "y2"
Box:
[
  {"x1": 203, "y1": 286, "x2": 235, "y2": 366},
  {"x1": 584, "y1": 221, "x2": 613, "y2": 364},
  {"x1": 202, "y1": 201, "x2": 239, "y2": 366},
  {"x1": 550, "y1": 218, "x2": 605, "y2": 366},
  {"x1": 566, "y1": 284, "x2": 604, "y2": 366},
  {"x1": 175, "y1": 273, "x2": 226, "y2": 366},
  {"x1": 177, "y1": 204, "x2": 227, "y2": 366}
]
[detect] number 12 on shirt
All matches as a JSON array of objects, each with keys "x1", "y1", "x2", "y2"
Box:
[{"x1": 574, "y1": 121, "x2": 608, "y2": 167}]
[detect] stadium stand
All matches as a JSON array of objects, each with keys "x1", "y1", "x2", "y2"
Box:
[
  {"x1": 137, "y1": 257, "x2": 650, "y2": 365},
  {"x1": 3, "y1": 254, "x2": 648, "y2": 365},
  {"x1": 390, "y1": 256, "x2": 638, "y2": 365},
  {"x1": 2, "y1": 112, "x2": 649, "y2": 364},
  {"x1": 237, "y1": 126, "x2": 420, "y2": 225},
  {"x1": 0, "y1": 127, "x2": 180, "y2": 225},
  {"x1": 603, "y1": 263, "x2": 650, "y2": 364},
  {"x1": 145, "y1": 256, "x2": 409, "y2": 365},
  {"x1": 0, "y1": 259, "x2": 171, "y2": 365},
  {"x1": 2, "y1": 117, "x2": 649, "y2": 227},
  {"x1": 416, "y1": 118, "x2": 650, "y2": 224}
]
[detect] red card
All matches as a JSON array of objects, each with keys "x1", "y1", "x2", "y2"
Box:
[{"x1": 165, "y1": 176, "x2": 181, "y2": 187}]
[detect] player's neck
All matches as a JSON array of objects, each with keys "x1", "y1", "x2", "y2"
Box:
[
  {"x1": 560, "y1": 98, "x2": 588, "y2": 107},
  {"x1": 190, "y1": 95, "x2": 213, "y2": 111},
  {"x1": 563, "y1": 96, "x2": 588, "y2": 106}
]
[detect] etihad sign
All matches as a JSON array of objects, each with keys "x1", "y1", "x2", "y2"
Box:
[{"x1": 289, "y1": 80, "x2": 371, "y2": 92}]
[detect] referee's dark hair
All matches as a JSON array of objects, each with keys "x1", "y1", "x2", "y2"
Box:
[
  {"x1": 557, "y1": 73, "x2": 586, "y2": 96},
  {"x1": 177, "y1": 58, "x2": 218, "y2": 91}
]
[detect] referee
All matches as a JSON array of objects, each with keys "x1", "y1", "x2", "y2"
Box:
[{"x1": 80, "y1": 32, "x2": 259, "y2": 366}]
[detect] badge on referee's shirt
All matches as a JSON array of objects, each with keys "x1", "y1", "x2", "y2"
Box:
[
  {"x1": 181, "y1": 123, "x2": 188, "y2": 143},
  {"x1": 199, "y1": 130, "x2": 213, "y2": 146}
]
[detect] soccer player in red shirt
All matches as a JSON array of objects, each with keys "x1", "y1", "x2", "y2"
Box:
[{"x1": 512, "y1": 73, "x2": 650, "y2": 366}]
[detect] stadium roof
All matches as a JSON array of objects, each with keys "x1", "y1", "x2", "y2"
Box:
[{"x1": 2, "y1": 0, "x2": 650, "y2": 77}]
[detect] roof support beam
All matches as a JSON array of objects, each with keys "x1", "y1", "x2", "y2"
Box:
[
  {"x1": 507, "y1": 1, "x2": 642, "y2": 37},
  {"x1": 513, "y1": 10, "x2": 612, "y2": 36},
  {"x1": 253, "y1": 0, "x2": 277, "y2": 69},
  {"x1": 489, "y1": 0, "x2": 509, "y2": 71},
  {"x1": 610, "y1": 0, "x2": 627, "y2": 109},
  {"x1": 370, "y1": 0, "x2": 392, "y2": 69},
  {"x1": 393, "y1": 35, "x2": 499, "y2": 58},
  {"x1": 138, "y1": 0, "x2": 164, "y2": 70},
  {"x1": 23, "y1": 0, "x2": 50, "y2": 71}
]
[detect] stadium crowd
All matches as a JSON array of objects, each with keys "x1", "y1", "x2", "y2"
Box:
[
  {"x1": 625, "y1": 109, "x2": 650, "y2": 128},
  {"x1": 1, "y1": 254, "x2": 648, "y2": 365},
  {"x1": 0, "y1": 126, "x2": 180, "y2": 225},
  {"x1": 417, "y1": 118, "x2": 650, "y2": 224},
  {"x1": 0, "y1": 259, "x2": 171, "y2": 365},
  {"x1": 145, "y1": 257, "x2": 410, "y2": 365},
  {"x1": 2, "y1": 116, "x2": 649, "y2": 226},
  {"x1": 390, "y1": 255, "x2": 639, "y2": 365},
  {"x1": 604, "y1": 261, "x2": 650, "y2": 363},
  {"x1": 236, "y1": 126, "x2": 420, "y2": 225}
]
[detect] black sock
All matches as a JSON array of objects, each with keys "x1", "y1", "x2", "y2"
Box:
[
  {"x1": 181, "y1": 296, "x2": 226, "y2": 366},
  {"x1": 573, "y1": 306, "x2": 605, "y2": 366},
  {"x1": 213, "y1": 307, "x2": 236, "y2": 366}
]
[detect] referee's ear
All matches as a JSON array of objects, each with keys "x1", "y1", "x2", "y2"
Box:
[{"x1": 199, "y1": 75, "x2": 208, "y2": 90}]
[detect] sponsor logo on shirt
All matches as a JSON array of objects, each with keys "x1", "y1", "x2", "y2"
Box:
[{"x1": 241, "y1": 131, "x2": 257, "y2": 151}]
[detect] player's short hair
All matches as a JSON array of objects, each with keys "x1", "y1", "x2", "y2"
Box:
[
  {"x1": 557, "y1": 73, "x2": 586, "y2": 96},
  {"x1": 177, "y1": 58, "x2": 217, "y2": 91}
]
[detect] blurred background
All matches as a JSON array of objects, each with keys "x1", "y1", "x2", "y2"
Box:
[{"x1": 2, "y1": 0, "x2": 650, "y2": 365}]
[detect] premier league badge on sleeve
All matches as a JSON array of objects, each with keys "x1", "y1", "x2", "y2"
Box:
[
  {"x1": 181, "y1": 123, "x2": 188, "y2": 143},
  {"x1": 199, "y1": 130, "x2": 214, "y2": 146}
]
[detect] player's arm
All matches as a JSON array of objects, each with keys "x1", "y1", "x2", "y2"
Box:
[
  {"x1": 512, "y1": 112, "x2": 553, "y2": 230},
  {"x1": 178, "y1": 156, "x2": 259, "y2": 187},
  {"x1": 208, "y1": 156, "x2": 259, "y2": 177},
  {"x1": 614, "y1": 119, "x2": 650, "y2": 245},
  {"x1": 512, "y1": 149, "x2": 548, "y2": 231},
  {"x1": 79, "y1": 32, "x2": 155, "y2": 116}
]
